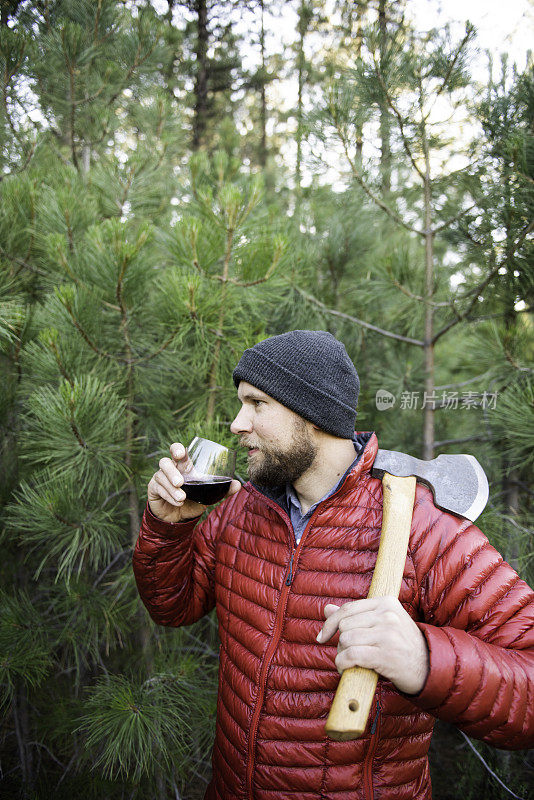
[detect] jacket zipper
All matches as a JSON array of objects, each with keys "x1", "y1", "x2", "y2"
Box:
[
  {"x1": 244, "y1": 471, "x2": 373, "y2": 800},
  {"x1": 244, "y1": 491, "x2": 321, "y2": 800},
  {"x1": 363, "y1": 692, "x2": 382, "y2": 800},
  {"x1": 285, "y1": 549, "x2": 295, "y2": 585}
]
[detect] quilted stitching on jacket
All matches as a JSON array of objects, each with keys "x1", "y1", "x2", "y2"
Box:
[{"x1": 133, "y1": 432, "x2": 534, "y2": 800}]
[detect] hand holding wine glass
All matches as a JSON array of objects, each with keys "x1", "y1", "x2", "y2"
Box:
[{"x1": 148, "y1": 438, "x2": 241, "y2": 523}]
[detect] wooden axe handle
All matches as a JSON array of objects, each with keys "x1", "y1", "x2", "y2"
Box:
[{"x1": 324, "y1": 473, "x2": 416, "y2": 741}]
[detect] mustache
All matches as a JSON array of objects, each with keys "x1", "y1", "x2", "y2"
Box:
[{"x1": 240, "y1": 438, "x2": 260, "y2": 449}]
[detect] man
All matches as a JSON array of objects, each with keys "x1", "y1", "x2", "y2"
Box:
[{"x1": 133, "y1": 329, "x2": 534, "y2": 800}]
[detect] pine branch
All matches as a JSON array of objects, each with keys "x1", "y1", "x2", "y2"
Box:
[
  {"x1": 434, "y1": 26, "x2": 474, "y2": 100},
  {"x1": 0, "y1": 245, "x2": 48, "y2": 277},
  {"x1": 92, "y1": 548, "x2": 130, "y2": 588},
  {"x1": 131, "y1": 324, "x2": 183, "y2": 365},
  {"x1": 458, "y1": 731, "x2": 527, "y2": 800},
  {"x1": 432, "y1": 261, "x2": 501, "y2": 344},
  {"x1": 215, "y1": 239, "x2": 284, "y2": 287},
  {"x1": 433, "y1": 204, "x2": 477, "y2": 234},
  {"x1": 61, "y1": 299, "x2": 117, "y2": 360},
  {"x1": 94, "y1": 0, "x2": 103, "y2": 42},
  {"x1": 48, "y1": 338, "x2": 74, "y2": 386},
  {"x1": 294, "y1": 286, "x2": 425, "y2": 346},
  {"x1": 371, "y1": 53, "x2": 425, "y2": 181},
  {"x1": 385, "y1": 264, "x2": 450, "y2": 307},
  {"x1": 207, "y1": 224, "x2": 235, "y2": 420},
  {"x1": 513, "y1": 218, "x2": 534, "y2": 252},
  {"x1": 435, "y1": 373, "x2": 489, "y2": 390},
  {"x1": 119, "y1": 167, "x2": 137, "y2": 215},
  {"x1": 105, "y1": 38, "x2": 159, "y2": 110},
  {"x1": 434, "y1": 435, "x2": 490, "y2": 447},
  {"x1": 332, "y1": 111, "x2": 423, "y2": 236},
  {"x1": 61, "y1": 27, "x2": 79, "y2": 170},
  {"x1": 503, "y1": 346, "x2": 534, "y2": 374}
]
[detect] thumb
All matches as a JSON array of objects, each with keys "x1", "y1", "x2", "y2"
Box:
[{"x1": 227, "y1": 479, "x2": 242, "y2": 497}]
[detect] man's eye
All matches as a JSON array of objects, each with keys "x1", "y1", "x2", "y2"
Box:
[{"x1": 253, "y1": 399, "x2": 264, "y2": 407}]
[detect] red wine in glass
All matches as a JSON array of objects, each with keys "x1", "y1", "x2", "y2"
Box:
[
  {"x1": 182, "y1": 437, "x2": 236, "y2": 505},
  {"x1": 182, "y1": 476, "x2": 233, "y2": 504}
]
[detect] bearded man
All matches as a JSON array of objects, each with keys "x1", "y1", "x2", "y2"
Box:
[{"x1": 133, "y1": 329, "x2": 534, "y2": 800}]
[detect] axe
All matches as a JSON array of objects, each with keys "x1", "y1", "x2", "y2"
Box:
[{"x1": 324, "y1": 450, "x2": 489, "y2": 742}]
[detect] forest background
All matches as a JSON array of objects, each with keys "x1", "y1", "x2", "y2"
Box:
[{"x1": 0, "y1": 0, "x2": 533, "y2": 798}]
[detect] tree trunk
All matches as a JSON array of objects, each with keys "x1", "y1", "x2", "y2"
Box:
[
  {"x1": 206, "y1": 227, "x2": 234, "y2": 421},
  {"x1": 295, "y1": 1, "x2": 310, "y2": 210},
  {"x1": 13, "y1": 685, "x2": 34, "y2": 797},
  {"x1": 503, "y1": 464, "x2": 520, "y2": 571},
  {"x1": 421, "y1": 115, "x2": 435, "y2": 460},
  {"x1": 259, "y1": 0, "x2": 267, "y2": 168},
  {"x1": 355, "y1": 0, "x2": 364, "y2": 159},
  {"x1": 379, "y1": 0, "x2": 391, "y2": 192},
  {"x1": 192, "y1": 0, "x2": 209, "y2": 150},
  {"x1": 501, "y1": 171, "x2": 521, "y2": 571}
]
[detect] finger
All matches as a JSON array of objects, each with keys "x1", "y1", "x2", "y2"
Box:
[
  {"x1": 335, "y1": 645, "x2": 380, "y2": 675},
  {"x1": 169, "y1": 442, "x2": 186, "y2": 461},
  {"x1": 316, "y1": 604, "x2": 341, "y2": 642},
  {"x1": 337, "y1": 611, "x2": 385, "y2": 633},
  {"x1": 159, "y1": 457, "x2": 185, "y2": 488},
  {"x1": 169, "y1": 443, "x2": 195, "y2": 475},
  {"x1": 153, "y1": 471, "x2": 186, "y2": 504},
  {"x1": 148, "y1": 477, "x2": 183, "y2": 507},
  {"x1": 317, "y1": 599, "x2": 382, "y2": 643},
  {"x1": 338, "y1": 627, "x2": 379, "y2": 650},
  {"x1": 324, "y1": 603, "x2": 341, "y2": 615}
]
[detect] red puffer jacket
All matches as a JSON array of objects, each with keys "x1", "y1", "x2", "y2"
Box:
[{"x1": 133, "y1": 432, "x2": 534, "y2": 800}]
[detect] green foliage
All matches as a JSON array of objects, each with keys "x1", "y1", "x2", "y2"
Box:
[
  {"x1": 0, "y1": 2, "x2": 532, "y2": 798},
  {"x1": 20, "y1": 376, "x2": 128, "y2": 493},
  {"x1": 488, "y1": 377, "x2": 534, "y2": 470},
  {"x1": 6, "y1": 471, "x2": 126, "y2": 581},
  {"x1": 78, "y1": 665, "x2": 216, "y2": 781},
  {"x1": 0, "y1": 285, "x2": 25, "y2": 352},
  {"x1": 0, "y1": 591, "x2": 52, "y2": 711},
  {"x1": 54, "y1": 577, "x2": 133, "y2": 681}
]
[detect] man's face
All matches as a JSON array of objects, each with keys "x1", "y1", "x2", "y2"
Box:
[{"x1": 230, "y1": 381, "x2": 318, "y2": 486}]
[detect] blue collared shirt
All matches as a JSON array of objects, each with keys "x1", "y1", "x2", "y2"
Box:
[{"x1": 285, "y1": 439, "x2": 363, "y2": 545}]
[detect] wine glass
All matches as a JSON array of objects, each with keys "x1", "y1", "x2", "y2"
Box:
[{"x1": 181, "y1": 437, "x2": 237, "y2": 505}]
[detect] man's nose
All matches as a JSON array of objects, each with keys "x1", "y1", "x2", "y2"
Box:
[{"x1": 230, "y1": 406, "x2": 252, "y2": 435}]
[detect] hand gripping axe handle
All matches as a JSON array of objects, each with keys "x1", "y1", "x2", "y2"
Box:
[{"x1": 324, "y1": 450, "x2": 489, "y2": 742}]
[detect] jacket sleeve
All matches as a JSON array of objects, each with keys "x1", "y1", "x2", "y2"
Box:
[
  {"x1": 132, "y1": 496, "x2": 233, "y2": 627},
  {"x1": 407, "y1": 485, "x2": 534, "y2": 749}
]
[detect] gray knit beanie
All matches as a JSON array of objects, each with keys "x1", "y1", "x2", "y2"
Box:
[{"x1": 232, "y1": 330, "x2": 359, "y2": 438}]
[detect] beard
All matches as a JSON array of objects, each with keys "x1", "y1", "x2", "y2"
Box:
[{"x1": 245, "y1": 417, "x2": 318, "y2": 487}]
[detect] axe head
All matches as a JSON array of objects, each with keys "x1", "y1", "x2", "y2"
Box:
[{"x1": 372, "y1": 450, "x2": 489, "y2": 522}]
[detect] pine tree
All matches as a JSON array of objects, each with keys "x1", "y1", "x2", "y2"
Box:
[
  {"x1": 0, "y1": 2, "x2": 286, "y2": 796},
  {"x1": 1, "y1": 2, "x2": 532, "y2": 797},
  {"x1": 306, "y1": 16, "x2": 486, "y2": 458},
  {"x1": 158, "y1": 0, "x2": 244, "y2": 151},
  {"x1": 291, "y1": 18, "x2": 534, "y2": 798},
  {"x1": 471, "y1": 58, "x2": 534, "y2": 572}
]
